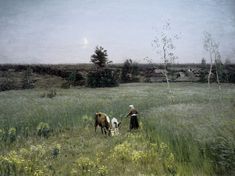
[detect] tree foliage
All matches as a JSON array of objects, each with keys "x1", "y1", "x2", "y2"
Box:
[
  {"x1": 152, "y1": 22, "x2": 178, "y2": 66},
  {"x1": 152, "y1": 22, "x2": 179, "y2": 90},
  {"x1": 66, "y1": 71, "x2": 85, "y2": 86},
  {"x1": 201, "y1": 58, "x2": 206, "y2": 66},
  {"x1": 90, "y1": 46, "x2": 111, "y2": 68},
  {"x1": 121, "y1": 59, "x2": 139, "y2": 83},
  {"x1": 88, "y1": 46, "x2": 119, "y2": 87},
  {"x1": 86, "y1": 68, "x2": 120, "y2": 87}
]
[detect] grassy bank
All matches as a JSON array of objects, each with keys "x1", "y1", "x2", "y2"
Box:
[{"x1": 0, "y1": 83, "x2": 235, "y2": 175}]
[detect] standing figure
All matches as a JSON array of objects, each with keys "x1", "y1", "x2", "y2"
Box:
[{"x1": 126, "y1": 105, "x2": 139, "y2": 130}]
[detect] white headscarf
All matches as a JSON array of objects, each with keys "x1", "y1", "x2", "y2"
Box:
[{"x1": 129, "y1": 105, "x2": 134, "y2": 109}]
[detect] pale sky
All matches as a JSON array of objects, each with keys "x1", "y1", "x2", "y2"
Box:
[{"x1": 0, "y1": 0, "x2": 235, "y2": 64}]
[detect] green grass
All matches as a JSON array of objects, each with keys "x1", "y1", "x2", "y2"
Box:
[{"x1": 0, "y1": 83, "x2": 235, "y2": 175}]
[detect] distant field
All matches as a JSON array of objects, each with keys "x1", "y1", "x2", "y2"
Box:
[{"x1": 0, "y1": 83, "x2": 235, "y2": 175}]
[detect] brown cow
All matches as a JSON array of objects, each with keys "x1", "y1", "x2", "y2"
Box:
[{"x1": 95, "y1": 112, "x2": 111, "y2": 135}]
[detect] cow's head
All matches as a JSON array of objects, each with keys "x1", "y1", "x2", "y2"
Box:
[
  {"x1": 113, "y1": 121, "x2": 121, "y2": 128},
  {"x1": 95, "y1": 112, "x2": 102, "y2": 118}
]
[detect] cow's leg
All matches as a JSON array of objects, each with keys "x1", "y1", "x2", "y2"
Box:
[
  {"x1": 103, "y1": 127, "x2": 107, "y2": 135},
  {"x1": 95, "y1": 125, "x2": 98, "y2": 133},
  {"x1": 105, "y1": 126, "x2": 110, "y2": 136},
  {"x1": 95, "y1": 121, "x2": 98, "y2": 133}
]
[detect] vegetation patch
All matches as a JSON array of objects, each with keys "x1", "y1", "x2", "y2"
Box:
[{"x1": 0, "y1": 83, "x2": 234, "y2": 175}]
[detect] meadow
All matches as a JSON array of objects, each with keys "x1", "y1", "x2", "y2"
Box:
[{"x1": 0, "y1": 83, "x2": 235, "y2": 175}]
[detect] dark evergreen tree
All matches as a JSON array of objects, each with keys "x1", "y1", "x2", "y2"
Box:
[
  {"x1": 90, "y1": 46, "x2": 111, "y2": 68},
  {"x1": 87, "y1": 46, "x2": 119, "y2": 87}
]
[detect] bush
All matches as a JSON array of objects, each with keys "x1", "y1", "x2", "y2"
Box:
[
  {"x1": 199, "y1": 70, "x2": 208, "y2": 82},
  {"x1": 71, "y1": 156, "x2": 109, "y2": 176},
  {"x1": 37, "y1": 122, "x2": 50, "y2": 138},
  {"x1": 226, "y1": 71, "x2": 235, "y2": 83},
  {"x1": 86, "y1": 68, "x2": 120, "y2": 88},
  {"x1": 72, "y1": 157, "x2": 96, "y2": 175},
  {"x1": 66, "y1": 71, "x2": 85, "y2": 86},
  {"x1": 0, "y1": 149, "x2": 49, "y2": 176},
  {"x1": 0, "y1": 79, "x2": 14, "y2": 91},
  {"x1": 0, "y1": 151, "x2": 30, "y2": 175}
]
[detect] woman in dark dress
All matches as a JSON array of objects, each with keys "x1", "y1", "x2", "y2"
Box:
[{"x1": 126, "y1": 105, "x2": 139, "y2": 130}]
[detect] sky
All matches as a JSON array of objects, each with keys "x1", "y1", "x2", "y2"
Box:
[{"x1": 0, "y1": 0, "x2": 235, "y2": 64}]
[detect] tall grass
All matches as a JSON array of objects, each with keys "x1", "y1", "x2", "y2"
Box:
[{"x1": 0, "y1": 83, "x2": 235, "y2": 175}]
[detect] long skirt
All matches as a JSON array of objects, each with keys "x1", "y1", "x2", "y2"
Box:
[{"x1": 130, "y1": 115, "x2": 139, "y2": 130}]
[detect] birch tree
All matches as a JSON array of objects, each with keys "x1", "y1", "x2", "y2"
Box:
[
  {"x1": 203, "y1": 32, "x2": 221, "y2": 88},
  {"x1": 152, "y1": 22, "x2": 178, "y2": 91}
]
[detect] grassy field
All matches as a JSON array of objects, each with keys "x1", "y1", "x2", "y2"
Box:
[{"x1": 0, "y1": 83, "x2": 235, "y2": 175}]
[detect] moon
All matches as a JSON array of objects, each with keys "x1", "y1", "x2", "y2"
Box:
[{"x1": 82, "y1": 37, "x2": 89, "y2": 48}]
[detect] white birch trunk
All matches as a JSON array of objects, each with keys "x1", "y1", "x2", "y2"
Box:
[{"x1": 208, "y1": 52, "x2": 213, "y2": 88}]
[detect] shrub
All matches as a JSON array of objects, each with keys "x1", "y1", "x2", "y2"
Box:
[
  {"x1": 29, "y1": 144, "x2": 47, "y2": 158},
  {"x1": 199, "y1": 70, "x2": 208, "y2": 82},
  {"x1": 131, "y1": 150, "x2": 148, "y2": 164},
  {"x1": 67, "y1": 71, "x2": 76, "y2": 86},
  {"x1": 0, "y1": 79, "x2": 14, "y2": 91},
  {"x1": 225, "y1": 67, "x2": 235, "y2": 83},
  {"x1": 111, "y1": 142, "x2": 132, "y2": 162},
  {"x1": 66, "y1": 71, "x2": 85, "y2": 86},
  {"x1": 72, "y1": 156, "x2": 96, "y2": 175},
  {"x1": 86, "y1": 68, "x2": 120, "y2": 88},
  {"x1": 37, "y1": 122, "x2": 50, "y2": 138},
  {"x1": 0, "y1": 150, "x2": 48, "y2": 176},
  {"x1": 97, "y1": 165, "x2": 109, "y2": 176},
  {"x1": 0, "y1": 151, "x2": 27, "y2": 175},
  {"x1": 71, "y1": 156, "x2": 109, "y2": 176}
]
